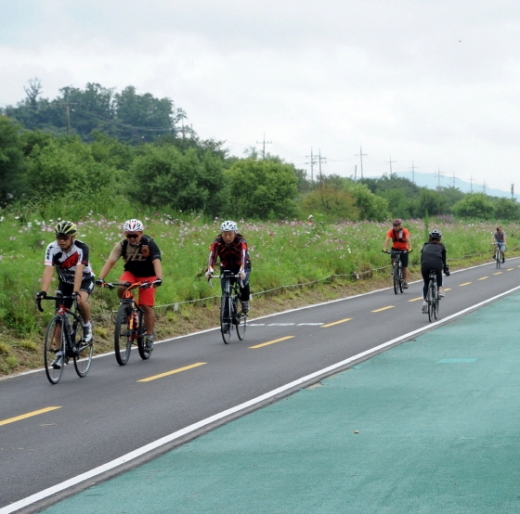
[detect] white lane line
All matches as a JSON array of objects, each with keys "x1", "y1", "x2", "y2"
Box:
[{"x1": 5, "y1": 284, "x2": 520, "y2": 514}]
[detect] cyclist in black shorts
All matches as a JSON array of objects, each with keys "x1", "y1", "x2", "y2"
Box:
[
  {"x1": 420, "y1": 229, "x2": 449, "y2": 313},
  {"x1": 36, "y1": 221, "x2": 95, "y2": 367}
]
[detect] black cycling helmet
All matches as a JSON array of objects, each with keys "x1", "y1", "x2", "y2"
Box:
[
  {"x1": 54, "y1": 221, "x2": 77, "y2": 236},
  {"x1": 429, "y1": 229, "x2": 442, "y2": 241}
]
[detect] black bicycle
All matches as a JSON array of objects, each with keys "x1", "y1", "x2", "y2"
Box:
[
  {"x1": 384, "y1": 249, "x2": 407, "y2": 294},
  {"x1": 102, "y1": 281, "x2": 160, "y2": 365},
  {"x1": 210, "y1": 270, "x2": 247, "y2": 344},
  {"x1": 492, "y1": 242, "x2": 502, "y2": 269},
  {"x1": 426, "y1": 268, "x2": 440, "y2": 322},
  {"x1": 37, "y1": 293, "x2": 93, "y2": 384}
]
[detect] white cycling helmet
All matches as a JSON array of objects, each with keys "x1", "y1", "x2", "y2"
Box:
[
  {"x1": 124, "y1": 219, "x2": 144, "y2": 232},
  {"x1": 429, "y1": 229, "x2": 442, "y2": 240},
  {"x1": 220, "y1": 220, "x2": 238, "y2": 232}
]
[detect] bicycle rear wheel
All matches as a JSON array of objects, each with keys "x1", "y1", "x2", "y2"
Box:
[
  {"x1": 427, "y1": 281, "x2": 434, "y2": 322},
  {"x1": 235, "y1": 298, "x2": 247, "y2": 341},
  {"x1": 220, "y1": 295, "x2": 233, "y2": 344},
  {"x1": 74, "y1": 320, "x2": 93, "y2": 378},
  {"x1": 137, "y1": 310, "x2": 152, "y2": 360},
  {"x1": 398, "y1": 264, "x2": 404, "y2": 293},
  {"x1": 114, "y1": 304, "x2": 132, "y2": 365},
  {"x1": 44, "y1": 316, "x2": 65, "y2": 385}
]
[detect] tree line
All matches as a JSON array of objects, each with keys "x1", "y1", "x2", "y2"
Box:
[{"x1": 1, "y1": 80, "x2": 518, "y2": 222}]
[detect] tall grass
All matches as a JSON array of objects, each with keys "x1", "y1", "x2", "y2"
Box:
[{"x1": 0, "y1": 211, "x2": 516, "y2": 338}]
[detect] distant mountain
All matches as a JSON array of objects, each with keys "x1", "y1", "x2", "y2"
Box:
[{"x1": 370, "y1": 171, "x2": 520, "y2": 201}]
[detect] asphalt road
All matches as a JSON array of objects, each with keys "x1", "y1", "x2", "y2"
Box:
[{"x1": 1, "y1": 259, "x2": 519, "y2": 512}]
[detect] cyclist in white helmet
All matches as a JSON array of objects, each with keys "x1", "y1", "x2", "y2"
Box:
[
  {"x1": 206, "y1": 220, "x2": 252, "y2": 313},
  {"x1": 96, "y1": 219, "x2": 163, "y2": 351}
]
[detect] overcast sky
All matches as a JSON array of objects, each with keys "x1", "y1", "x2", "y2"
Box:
[{"x1": 2, "y1": 0, "x2": 520, "y2": 192}]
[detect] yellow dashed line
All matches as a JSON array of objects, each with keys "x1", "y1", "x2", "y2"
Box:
[
  {"x1": 250, "y1": 336, "x2": 295, "y2": 349},
  {"x1": 138, "y1": 363, "x2": 206, "y2": 382},
  {"x1": 478, "y1": 276, "x2": 489, "y2": 280},
  {"x1": 372, "y1": 306, "x2": 395, "y2": 313},
  {"x1": 408, "y1": 297, "x2": 423, "y2": 303},
  {"x1": 459, "y1": 282, "x2": 472, "y2": 286},
  {"x1": 493, "y1": 272, "x2": 502, "y2": 276},
  {"x1": 321, "y1": 318, "x2": 352, "y2": 328},
  {"x1": 507, "y1": 268, "x2": 514, "y2": 271},
  {"x1": 0, "y1": 406, "x2": 61, "y2": 427}
]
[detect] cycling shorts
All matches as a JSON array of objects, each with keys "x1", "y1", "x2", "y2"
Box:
[
  {"x1": 57, "y1": 278, "x2": 95, "y2": 308},
  {"x1": 119, "y1": 271, "x2": 158, "y2": 306},
  {"x1": 494, "y1": 241, "x2": 506, "y2": 252},
  {"x1": 391, "y1": 248, "x2": 409, "y2": 268}
]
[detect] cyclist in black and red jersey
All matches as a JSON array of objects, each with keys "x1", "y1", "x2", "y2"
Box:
[
  {"x1": 95, "y1": 219, "x2": 163, "y2": 352},
  {"x1": 36, "y1": 221, "x2": 95, "y2": 368},
  {"x1": 206, "y1": 220, "x2": 251, "y2": 313}
]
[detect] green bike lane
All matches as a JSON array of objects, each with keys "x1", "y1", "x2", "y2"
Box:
[{"x1": 41, "y1": 293, "x2": 520, "y2": 514}]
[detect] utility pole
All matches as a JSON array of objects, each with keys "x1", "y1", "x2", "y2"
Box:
[
  {"x1": 355, "y1": 146, "x2": 367, "y2": 179},
  {"x1": 483, "y1": 182, "x2": 486, "y2": 194},
  {"x1": 437, "y1": 168, "x2": 444, "y2": 189},
  {"x1": 470, "y1": 176, "x2": 473, "y2": 193},
  {"x1": 57, "y1": 102, "x2": 80, "y2": 136},
  {"x1": 452, "y1": 171, "x2": 456, "y2": 188},
  {"x1": 410, "y1": 161, "x2": 417, "y2": 183},
  {"x1": 385, "y1": 156, "x2": 396, "y2": 177},
  {"x1": 316, "y1": 150, "x2": 327, "y2": 182},
  {"x1": 256, "y1": 133, "x2": 272, "y2": 159},
  {"x1": 305, "y1": 148, "x2": 318, "y2": 186},
  {"x1": 512, "y1": 184, "x2": 515, "y2": 199}
]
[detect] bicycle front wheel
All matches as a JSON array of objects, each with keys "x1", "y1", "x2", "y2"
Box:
[
  {"x1": 74, "y1": 321, "x2": 93, "y2": 378},
  {"x1": 44, "y1": 316, "x2": 65, "y2": 385},
  {"x1": 234, "y1": 300, "x2": 247, "y2": 341},
  {"x1": 137, "y1": 310, "x2": 152, "y2": 360},
  {"x1": 220, "y1": 295, "x2": 233, "y2": 344},
  {"x1": 114, "y1": 304, "x2": 132, "y2": 365},
  {"x1": 393, "y1": 263, "x2": 400, "y2": 294}
]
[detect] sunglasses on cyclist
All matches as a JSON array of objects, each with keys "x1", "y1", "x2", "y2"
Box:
[
  {"x1": 126, "y1": 233, "x2": 140, "y2": 239},
  {"x1": 56, "y1": 235, "x2": 71, "y2": 241}
]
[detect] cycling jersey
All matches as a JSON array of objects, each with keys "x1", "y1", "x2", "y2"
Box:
[
  {"x1": 420, "y1": 242, "x2": 447, "y2": 270},
  {"x1": 208, "y1": 233, "x2": 251, "y2": 273},
  {"x1": 44, "y1": 239, "x2": 93, "y2": 284},
  {"x1": 386, "y1": 227, "x2": 410, "y2": 251},
  {"x1": 108, "y1": 235, "x2": 161, "y2": 277}
]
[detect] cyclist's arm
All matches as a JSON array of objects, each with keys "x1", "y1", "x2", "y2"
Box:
[
  {"x1": 383, "y1": 235, "x2": 392, "y2": 252},
  {"x1": 73, "y1": 263, "x2": 85, "y2": 293},
  {"x1": 207, "y1": 244, "x2": 218, "y2": 270},
  {"x1": 97, "y1": 258, "x2": 117, "y2": 281},
  {"x1": 40, "y1": 265, "x2": 54, "y2": 293},
  {"x1": 152, "y1": 258, "x2": 163, "y2": 281}
]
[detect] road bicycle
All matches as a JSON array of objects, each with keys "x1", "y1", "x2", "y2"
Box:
[
  {"x1": 209, "y1": 270, "x2": 247, "y2": 344},
  {"x1": 37, "y1": 293, "x2": 93, "y2": 384},
  {"x1": 492, "y1": 242, "x2": 503, "y2": 269},
  {"x1": 383, "y1": 249, "x2": 407, "y2": 294},
  {"x1": 425, "y1": 268, "x2": 440, "y2": 322},
  {"x1": 103, "y1": 281, "x2": 160, "y2": 365}
]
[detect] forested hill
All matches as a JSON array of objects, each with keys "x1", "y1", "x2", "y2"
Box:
[{"x1": 1, "y1": 79, "x2": 188, "y2": 144}]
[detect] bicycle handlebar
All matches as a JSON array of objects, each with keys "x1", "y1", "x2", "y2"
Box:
[
  {"x1": 101, "y1": 280, "x2": 161, "y2": 290},
  {"x1": 36, "y1": 294, "x2": 79, "y2": 313}
]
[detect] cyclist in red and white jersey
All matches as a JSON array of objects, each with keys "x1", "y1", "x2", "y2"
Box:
[{"x1": 36, "y1": 221, "x2": 95, "y2": 349}]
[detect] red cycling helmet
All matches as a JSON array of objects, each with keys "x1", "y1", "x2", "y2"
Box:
[{"x1": 392, "y1": 218, "x2": 402, "y2": 227}]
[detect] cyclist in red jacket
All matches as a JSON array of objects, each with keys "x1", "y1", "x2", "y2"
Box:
[
  {"x1": 206, "y1": 220, "x2": 251, "y2": 313},
  {"x1": 383, "y1": 218, "x2": 412, "y2": 289}
]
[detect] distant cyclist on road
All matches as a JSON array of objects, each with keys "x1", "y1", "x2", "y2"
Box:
[
  {"x1": 420, "y1": 229, "x2": 449, "y2": 314},
  {"x1": 492, "y1": 227, "x2": 507, "y2": 264},
  {"x1": 205, "y1": 220, "x2": 251, "y2": 314},
  {"x1": 96, "y1": 219, "x2": 163, "y2": 352},
  {"x1": 36, "y1": 221, "x2": 95, "y2": 368},
  {"x1": 383, "y1": 218, "x2": 411, "y2": 289}
]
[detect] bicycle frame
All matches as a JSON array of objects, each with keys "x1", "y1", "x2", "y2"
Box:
[{"x1": 426, "y1": 269, "x2": 439, "y2": 322}]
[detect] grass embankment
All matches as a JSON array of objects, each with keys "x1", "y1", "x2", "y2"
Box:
[{"x1": 0, "y1": 215, "x2": 516, "y2": 376}]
